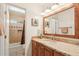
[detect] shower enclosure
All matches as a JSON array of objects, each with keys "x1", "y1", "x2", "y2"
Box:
[{"x1": 8, "y1": 5, "x2": 26, "y2": 56}]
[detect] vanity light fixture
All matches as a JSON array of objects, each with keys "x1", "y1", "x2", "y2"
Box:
[
  {"x1": 45, "y1": 19, "x2": 48, "y2": 21},
  {"x1": 41, "y1": 3, "x2": 70, "y2": 16},
  {"x1": 59, "y1": 3, "x2": 66, "y2": 6},
  {"x1": 51, "y1": 4, "x2": 59, "y2": 10},
  {"x1": 41, "y1": 9, "x2": 51, "y2": 16},
  {"x1": 51, "y1": 3, "x2": 68, "y2": 10},
  {"x1": 41, "y1": 4, "x2": 59, "y2": 16},
  {"x1": 41, "y1": 12, "x2": 45, "y2": 16},
  {"x1": 45, "y1": 9, "x2": 51, "y2": 13}
]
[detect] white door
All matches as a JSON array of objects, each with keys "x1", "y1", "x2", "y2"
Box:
[
  {"x1": 0, "y1": 4, "x2": 26, "y2": 56},
  {"x1": 0, "y1": 4, "x2": 5, "y2": 56},
  {"x1": 0, "y1": 4, "x2": 9, "y2": 56},
  {"x1": 4, "y1": 4, "x2": 9, "y2": 56}
]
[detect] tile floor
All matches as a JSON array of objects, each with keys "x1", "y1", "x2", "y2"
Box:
[{"x1": 9, "y1": 44, "x2": 25, "y2": 56}]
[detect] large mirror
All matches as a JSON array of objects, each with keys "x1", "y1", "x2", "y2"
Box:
[
  {"x1": 43, "y1": 4, "x2": 77, "y2": 38},
  {"x1": 44, "y1": 15, "x2": 56, "y2": 34}
]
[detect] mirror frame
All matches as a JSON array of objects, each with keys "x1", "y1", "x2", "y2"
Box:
[{"x1": 43, "y1": 4, "x2": 77, "y2": 38}]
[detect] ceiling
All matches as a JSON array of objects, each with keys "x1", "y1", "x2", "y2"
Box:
[{"x1": 10, "y1": 3, "x2": 55, "y2": 16}]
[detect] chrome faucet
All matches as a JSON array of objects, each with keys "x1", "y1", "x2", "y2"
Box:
[{"x1": 52, "y1": 36, "x2": 55, "y2": 40}]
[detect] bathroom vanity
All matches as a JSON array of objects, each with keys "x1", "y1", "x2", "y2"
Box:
[
  {"x1": 32, "y1": 3, "x2": 79, "y2": 56},
  {"x1": 32, "y1": 37, "x2": 79, "y2": 56}
]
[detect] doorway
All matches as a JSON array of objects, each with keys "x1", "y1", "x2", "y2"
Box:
[{"x1": 8, "y1": 5, "x2": 26, "y2": 56}]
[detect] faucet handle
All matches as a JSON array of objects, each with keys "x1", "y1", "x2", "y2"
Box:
[{"x1": 52, "y1": 36, "x2": 55, "y2": 40}]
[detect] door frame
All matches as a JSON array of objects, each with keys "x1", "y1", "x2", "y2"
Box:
[
  {"x1": 4, "y1": 4, "x2": 26, "y2": 56},
  {"x1": 0, "y1": 4, "x2": 6, "y2": 56}
]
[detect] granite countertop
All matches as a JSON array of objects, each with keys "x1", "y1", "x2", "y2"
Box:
[{"x1": 32, "y1": 37, "x2": 79, "y2": 56}]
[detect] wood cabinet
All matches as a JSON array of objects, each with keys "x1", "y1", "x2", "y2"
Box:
[
  {"x1": 32, "y1": 40, "x2": 36, "y2": 56},
  {"x1": 39, "y1": 43, "x2": 45, "y2": 56},
  {"x1": 32, "y1": 40, "x2": 64, "y2": 56},
  {"x1": 54, "y1": 51, "x2": 65, "y2": 56},
  {"x1": 74, "y1": 4, "x2": 79, "y2": 38},
  {"x1": 32, "y1": 40, "x2": 44, "y2": 56},
  {"x1": 36, "y1": 42, "x2": 40, "y2": 56},
  {"x1": 44, "y1": 46, "x2": 54, "y2": 56}
]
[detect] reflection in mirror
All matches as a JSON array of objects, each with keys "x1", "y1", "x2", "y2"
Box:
[
  {"x1": 44, "y1": 16, "x2": 57, "y2": 34},
  {"x1": 43, "y1": 4, "x2": 75, "y2": 38}
]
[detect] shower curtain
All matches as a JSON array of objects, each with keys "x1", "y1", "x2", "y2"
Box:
[{"x1": 21, "y1": 20, "x2": 25, "y2": 44}]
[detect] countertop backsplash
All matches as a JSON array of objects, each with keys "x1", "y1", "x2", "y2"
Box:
[{"x1": 42, "y1": 35, "x2": 79, "y2": 45}]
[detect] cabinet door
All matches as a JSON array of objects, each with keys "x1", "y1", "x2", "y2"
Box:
[
  {"x1": 54, "y1": 51, "x2": 65, "y2": 56},
  {"x1": 32, "y1": 40, "x2": 37, "y2": 56},
  {"x1": 74, "y1": 4, "x2": 79, "y2": 38},
  {"x1": 45, "y1": 46, "x2": 54, "y2": 56},
  {"x1": 39, "y1": 44, "x2": 45, "y2": 56},
  {"x1": 36, "y1": 42, "x2": 40, "y2": 56},
  {"x1": 32, "y1": 40, "x2": 45, "y2": 56}
]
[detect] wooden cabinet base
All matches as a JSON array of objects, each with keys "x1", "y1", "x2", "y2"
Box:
[
  {"x1": 32, "y1": 40, "x2": 65, "y2": 56},
  {"x1": 44, "y1": 46, "x2": 54, "y2": 56}
]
